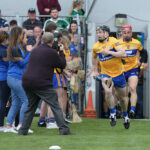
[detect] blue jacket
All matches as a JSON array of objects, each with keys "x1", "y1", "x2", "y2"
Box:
[
  {"x1": 7, "y1": 45, "x2": 30, "y2": 80},
  {"x1": 69, "y1": 42, "x2": 84, "y2": 55},
  {"x1": 0, "y1": 44, "x2": 9, "y2": 81}
]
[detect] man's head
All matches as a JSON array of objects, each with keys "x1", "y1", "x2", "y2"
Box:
[
  {"x1": 122, "y1": 25, "x2": 132, "y2": 42},
  {"x1": 45, "y1": 22, "x2": 57, "y2": 33},
  {"x1": 96, "y1": 25, "x2": 110, "y2": 43},
  {"x1": 33, "y1": 26, "x2": 42, "y2": 38},
  {"x1": 50, "y1": 7, "x2": 59, "y2": 20},
  {"x1": 42, "y1": 32, "x2": 54, "y2": 45},
  {"x1": 28, "y1": 8, "x2": 36, "y2": 21}
]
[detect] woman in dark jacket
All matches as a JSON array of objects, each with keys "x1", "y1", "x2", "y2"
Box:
[{"x1": 0, "y1": 31, "x2": 10, "y2": 132}]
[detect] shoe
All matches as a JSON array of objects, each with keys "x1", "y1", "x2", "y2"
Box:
[
  {"x1": 18, "y1": 131, "x2": 28, "y2": 135},
  {"x1": 16, "y1": 124, "x2": 21, "y2": 130},
  {"x1": 4, "y1": 128, "x2": 18, "y2": 134},
  {"x1": 0, "y1": 127, "x2": 6, "y2": 132},
  {"x1": 28, "y1": 129, "x2": 34, "y2": 134},
  {"x1": 129, "y1": 111, "x2": 135, "y2": 119},
  {"x1": 35, "y1": 108, "x2": 41, "y2": 115},
  {"x1": 65, "y1": 118, "x2": 72, "y2": 124},
  {"x1": 16, "y1": 125, "x2": 33, "y2": 134},
  {"x1": 110, "y1": 114, "x2": 116, "y2": 127},
  {"x1": 123, "y1": 117, "x2": 130, "y2": 129},
  {"x1": 46, "y1": 122, "x2": 58, "y2": 129},
  {"x1": 60, "y1": 131, "x2": 75, "y2": 135},
  {"x1": 38, "y1": 120, "x2": 46, "y2": 127}
]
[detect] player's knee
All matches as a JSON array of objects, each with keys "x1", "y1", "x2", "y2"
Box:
[
  {"x1": 130, "y1": 86, "x2": 136, "y2": 93},
  {"x1": 105, "y1": 89, "x2": 113, "y2": 95}
]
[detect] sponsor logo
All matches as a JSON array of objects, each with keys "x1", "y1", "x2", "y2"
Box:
[{"x1": 115, "y1": 42, "x2": 120, "y2": 46}]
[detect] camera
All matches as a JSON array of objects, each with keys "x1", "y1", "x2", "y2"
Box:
[{"x1": 52, "y1": 30, "x2": 62, "y2": 52}]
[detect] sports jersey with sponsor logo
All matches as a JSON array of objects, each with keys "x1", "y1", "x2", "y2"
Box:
[
  {"x1": 43, "y1": 18, "x2": 69, "y2": 31},
  {"x1": 54, "y1": 49, "x2": 70, "y2": 73},
  {"x1": 116, "y1": 38, "x2": 143, "y2": 72},
  {"x1": 92, "y1": 37, "x2": 123, "y2": 77}
]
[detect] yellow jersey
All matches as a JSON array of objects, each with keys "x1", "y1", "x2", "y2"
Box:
[
  {"x1": 116, "y1": 38, "x2": 143, "y2": 72},
  {"x1": 54, "y1": 49, "x2": 70, "y2": 73},
  {"x1": 63, "y1": 49, "x2": 71, "y2": 59},
  {"x1": 92, "y1": 37, "x2": 123, "y2": 77}
]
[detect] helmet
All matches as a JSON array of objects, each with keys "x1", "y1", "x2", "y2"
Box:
[
  {"x1": 96, "y1": 25, "x2": 110, "y2": 33},
  {"x1": 122, "y1": 25, "x2": 132, "y2": 31}
]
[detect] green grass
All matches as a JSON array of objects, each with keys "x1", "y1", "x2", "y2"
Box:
[{"x1": 0, "y1": 117, "x2": 150, "y2": 150}]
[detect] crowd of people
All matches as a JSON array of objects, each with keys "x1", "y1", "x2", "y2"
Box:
[
  {"x1": 0, "y1": 0, "x2": 148, "y2": 136},
  {"x1": 0, "y1": 0, "x2": 85, "y2": 135}
]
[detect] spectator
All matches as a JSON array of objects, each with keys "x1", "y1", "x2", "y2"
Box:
[
  {"x1": 43, "y1": 7, "x2": 69, "y2": 31},
  {"x1": 0, "y1": 9, "x2": 9, "y2": 32},
  {"x1": 69, "y1": 33, "x2": 84, "y2": 56},
  {"x1": 23, "y1": 8, "x2": 42, "y2": 37},
  {"x1": 18, "y1": 32, "x2": 72, "y2": 135},
  {"x1": 8, "y1": 20, "x2": 18, "y2": 34},
  {"x1": 27, "y1": 26, "x2": 42, "y2": 50},
  {"x1": 68, "y1": 0, "x2": 85, "y2": 23},
  {"x1": 4, "y1": 27, "x2": 32, "y2": 133},
  {"x1": 37, "y1": 0, "x2": 61, "y2": 23},
  {"x1": 0, "y1": 31, "x2": 10, "y2": 132},
  {"x1": 68, "y1": 20, "x2": 78, "y2": 42},
  {"x1": 38, "y1": 22, "x2": 58, "y2": 128}
]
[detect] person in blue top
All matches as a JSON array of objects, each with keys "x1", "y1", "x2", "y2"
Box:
[
  {"x1": 0, "y1": 9, "x2": 9, "y2": 32},
  {"x1": 0, "y1": 31, "x2": 10, "y2": 132},
  {"x1": 4, "y1": 27, "x2": 32, "y2": 133}
]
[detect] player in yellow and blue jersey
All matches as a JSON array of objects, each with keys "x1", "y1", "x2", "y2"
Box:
[
  {"x1": 92, "y1": 25, "x2": 130, "y2": 129},
  {"x1": 116, "y1": 25, "x2": 143, "y2": 118}
]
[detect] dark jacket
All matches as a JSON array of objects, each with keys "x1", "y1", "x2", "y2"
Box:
[
  {"x1": 23, "y1": 19, "x2": 43, "y2": 30},
  {"x1": 22, "y1": 44, "x2": 66, "y2": 90},
  {"x1": 37, "y1": 0, "x2": 61, "y2": 15},
  {"x1": 0, "y1": 44, "x2": 9, "y2": 81}
]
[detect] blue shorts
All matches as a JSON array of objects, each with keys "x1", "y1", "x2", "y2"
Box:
[
  {"x1": 124, "y1": 68, "x2": 139, "y2": 81},
  {"x1": 52, "y1": 73, "x2": 67, "y2": 88},
  {"x1": 101, "y1": 73, "x2": 126, "y2": 88}
]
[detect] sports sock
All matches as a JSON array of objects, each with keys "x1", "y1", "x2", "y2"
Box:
[
  {"x1": 131, "y1": 106, "x2": 135, "y2": 112},
  {"x1": 110, "y1": 106, "x2": 116, "y2": 114},
  {"x1": 104, "y1": 112, "x2": 109, "y2": 118},
  {"x1": 122, "y1": 112, "x2": 128, "y2": 117}
]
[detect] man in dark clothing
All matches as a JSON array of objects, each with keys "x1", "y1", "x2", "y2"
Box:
[
  {"x1": 18, "y1": 32, "x2": 72, "y2": 135},
  {"x1": 37, "y1": 0, "x2": 61, "y2": 15},
  {"x1": 136, "y1": 49, "x2": 148, "y2": 118},
  {"x1": 23, "y1": 8, "x2": 42, "y2": 37},
  {"x1": 27, "y1": 26, "x2": 42, "y2": 51},
  {"x1": 37, "y1": 0, "x2": 61, "y2": 23}
]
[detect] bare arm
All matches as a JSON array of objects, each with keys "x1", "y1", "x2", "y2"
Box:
[
  {"x1": 0, "y1": 27, "x2": 9, "y2": 32},
  {"x1": 137, "y1": 50, "x2": 141, "y2": 67},
  {"x1": 92, "y1": 55, "x2": 99, "y2": 78},
  {"x1": 102, "y1": 47, "x2": 126, "y2": 58}
]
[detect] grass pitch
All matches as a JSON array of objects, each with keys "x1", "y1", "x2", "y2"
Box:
[{"x1": 0, "y1": 118, "x2": 150, "y2": 150}]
